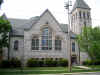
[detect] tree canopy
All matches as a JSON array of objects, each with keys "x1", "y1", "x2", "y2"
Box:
[
  {"x1": 0, "y1": 16, "x2": 11, "y2": 58},
  {"x1": 0, "y1": 0, "x2": 3, "y2": 6},
  {"x1": 77, "y1": 26, "x2": 100, "y2": 61}
]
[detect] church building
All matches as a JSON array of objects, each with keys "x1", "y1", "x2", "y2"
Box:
[{"x1": 3, "y1": 0, "x2": 92, "y2": 64}]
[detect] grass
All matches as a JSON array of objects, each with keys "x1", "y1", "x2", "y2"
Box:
[
  {"x1": 88, "y1": 65, "x2": 100, "y2": 69},
  {"x1": 0, "y1": 66, "x2": 100, "y2": 75}
]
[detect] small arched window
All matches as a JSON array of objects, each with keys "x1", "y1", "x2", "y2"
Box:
[
  {"x1": 84, "y1": 21, "x2": 86, "y2": 26},
  {"x1": 83, "y1": 12, "x2": 86, "y2": 19},
  {"x1": 14, "y1": 40, "x2": 19, "y2": 50},
  {"x1": 55, "y1": 37, "x2": 62, "y2": 50},
  {"x1": 76, "y1": 13, "x2": 77, "y2": 19},
  {"x1": 72, "y1": 42, "x2": 75, "y2": 52},
  {"x1": 79, "y1": 11, "x2": 81, "y2": 19},
  {"x1": 31, "y1": 36, "x2": 39, "y2": 50},
  {"x1": 87, "y1": 12, "x2": 90, "y2": 19}
]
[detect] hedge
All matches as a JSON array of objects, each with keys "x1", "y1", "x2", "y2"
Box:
[
  {"x1": 27, "y1": 58, "x2": 68, "y2": 67},
  {"x1": 0, "y1": 58, "x2": 21, "y2": 68}
]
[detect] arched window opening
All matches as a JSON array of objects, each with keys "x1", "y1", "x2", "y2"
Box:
[
  {"x1": 76, "y1": 13, "x2": 77, "y2": 19},
  {"x1": 42, "y1": 27, "x2": 52, "y2": 50},
  {"x1": 83, "y1": 12, "x2": 86, "y2": 19},
  {"x1": 79, "y1": 11, "x2": 81, "y2": 19},
  {"x1": 55, "y1": 37, "x2": 62, "y2": 50},
  {"x1": 87, "y1": 12, "x2": 90, "y2": 19},
  {"x1": 84, "y1": 21, "x2": 86, "y2": 26},
  {"x1": 14, "y1": 40, "x2": 19, "y2": 50},
  {"x1": 31, "y1": 36, "x2": 39, "y2": 50},
  {"x1": 72, "y1": 42, "x2": 75, "y2": 52}
]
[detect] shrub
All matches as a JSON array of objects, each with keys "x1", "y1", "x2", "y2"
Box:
[
  {"x1": 44, "y1": 58, "x2": 58, "y2": 67},
  {"x1": 59, "y1": 58, "x2": 68, "y2": 67},
  {"x1": 38, "y1": 60, "x2": 44, "y2": 67},
  {"x1": 10, "y1": 58, "x2": 21, "y2": 68},
  {"x1": 0, "y1": 58, "x2": 21, "y2": 68},
  {"x1": 0, "y1": 60, "x2": 10, "y2": 68},
  {"x1": 45, "y1": 58, "x2": 52, "y2": 67},
  {"x1": 94, "y1": 60, "x2": 100, "y2": 65},
  {"x1": 83, "y1": 60, "x2": 92, "y2": 65},
  {"x1": 27, "y1": 58, "x2": 39, "y2": 67},
  {"x1": 51, "y1": 60, "x2": 58, "y2": 67}
]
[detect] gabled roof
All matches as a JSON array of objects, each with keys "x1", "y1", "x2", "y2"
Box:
[
  {"x1": 8, "y1": 18, "x2": 28, "y2": 37},
  {"x1": 71, "y1": 0, "x2": 90, "y2": 12},
  {"x1": 8, "y1": 9, "x2": 68, "y2": 36},
  {"x1": 59, "y1": 24, "x2": 68, "y2": 33}
]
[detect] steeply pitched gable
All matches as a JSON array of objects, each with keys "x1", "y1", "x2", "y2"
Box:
[{"x1": 71, "y1": 0, "x2": 90, "y2": 12}]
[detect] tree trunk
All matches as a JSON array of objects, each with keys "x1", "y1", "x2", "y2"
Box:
[{"x1": 0, "y1": 47, "x2": 3, "y2": 62}]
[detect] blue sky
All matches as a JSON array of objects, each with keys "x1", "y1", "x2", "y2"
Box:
[{"x1": 1, "y1": 0, "x2": 100, "y2": 27}]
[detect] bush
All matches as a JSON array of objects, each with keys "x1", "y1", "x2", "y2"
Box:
[
  {"x1": 45, "y1": 58, "x2": 58, "y2": 67},
  {"x1": 45, "y1": 58, "x2": 52, "y2": 67},
  {"x1": 10, "y1": 58, "x2": 21, "y2": 68},
  {"x1": 0, "y1": 58, "x2": 21, "y2": 68},
  {"x1": 83, "y1": 60, "x2": 93, "y2": 65},
  {"x1": 93, "y1": 60, "x2": 100, "y2": 65},
  {"x1": 59, "y1": 58, "x2": 68, "y2": 67},
  {"x1": 27, "y1": 58, "x2": 39, "y2": 67},
  {"x1": 27, "y1": 58, "x2": 68, "y2": 67},
  {"x1": 38, "y1": 60, "x2": 44, "y2": 67},
  {"x1": 0, "y1": 60, "x2": 10, "y2": 68},
  {"x1": 51, "y1": 60, "x2": 58, "y2": 67}
]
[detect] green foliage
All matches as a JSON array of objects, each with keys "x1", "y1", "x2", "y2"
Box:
[
  {"x1": 59, "y1": 58, "x2": 68, "y2": 67},
  {"x1": 77, "y1": 26, "x2": 100, "y2": 62},
  {"x1": 0, "y1": 17, "x2": 11, "y2": 48},
  {"x1": 83, "y1": 60, "x2": 93, "y2": 65},
  {"x1": 83, "y1": 59, "x2": 100, "y2": 65},
  {"x1": 0, "y1": 60, "x2": 10, "y2": 68},
  {"x1": 27, "y1": 58, "x2": 68, "y2": 67},
  {"x1": 9, "y1": 58, "x2": 21, "y2": 68},
  {"x1": 27, "y1": 58, "x2": 40, "y2": 67},
  {"x1": 0, "y1": 58, "x2": 21, "y2": 68},
  {"x1": 0, "y1": 0, "x2": 3, "y2": 6},
  {"x1": 0, "y1": 17, "x2": 11, "y2": 59},
  {"x1": 45, "y1": 58, "x2": 58, "y2": 67}
]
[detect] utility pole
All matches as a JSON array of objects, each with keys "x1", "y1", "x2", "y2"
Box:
[{"x1": 64, "y1": 0, "x2": 72, "y2": 72}]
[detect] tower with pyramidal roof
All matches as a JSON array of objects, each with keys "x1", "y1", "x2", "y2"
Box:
[{"x1": 71, "y1": 0, "x2": 92, "y2": 34}]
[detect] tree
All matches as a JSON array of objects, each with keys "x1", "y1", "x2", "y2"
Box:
[
  {"x1": 0, "y1": 0, "x2": 3, "y2": 7},
  {"x1": 77, "y1": 26, "x2": 100, "y2": 65},
  {"x1": 0, "y1": 16, "x2": 11, "y2": 61}
]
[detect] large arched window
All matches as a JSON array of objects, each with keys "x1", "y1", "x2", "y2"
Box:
[
  {"x1": 42, "y1": 27, "x2": 52, "y2": 50},
  {"x1": 14, "y1": 40, "x2": 19, "y2": 50},
  {"x1": 55, "y1": 37, "x2": 62, "y2": 50},
  {"x1": 31, "y1": 36, "x2": 39, "y2": 50}
]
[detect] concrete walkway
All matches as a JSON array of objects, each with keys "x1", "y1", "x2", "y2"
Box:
[{"x1": 74, "y1": 66, "x2": 91, "y2": 70}]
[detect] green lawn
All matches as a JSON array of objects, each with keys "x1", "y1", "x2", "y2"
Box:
[{"x1": 0, "y1": 66, "x2": 100, "y2": 75}]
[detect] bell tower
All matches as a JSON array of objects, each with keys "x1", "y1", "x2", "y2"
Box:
[{"x1": 71, "y1": 0, "x2": 92, "y2": 34}]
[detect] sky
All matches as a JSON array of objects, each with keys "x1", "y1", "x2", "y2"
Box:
[{"x1": 1, "y1": 0, "x2": 100, "y2": 27}]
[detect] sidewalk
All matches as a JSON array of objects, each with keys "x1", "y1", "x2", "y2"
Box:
[
  {"x1": 28, "y1": 72, "x2": 98, "y2": 75},
  {"x1": 74, "y1": 66, "x2": 91, "y2": 70}
]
